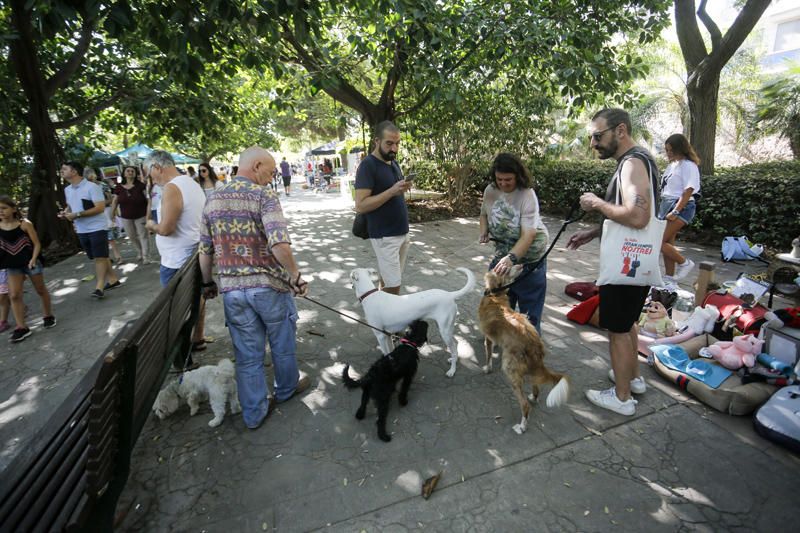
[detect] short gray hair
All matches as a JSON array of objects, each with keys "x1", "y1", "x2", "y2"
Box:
[{"x1": 143, "y1": 150, "x2": 175, "y2": 171}]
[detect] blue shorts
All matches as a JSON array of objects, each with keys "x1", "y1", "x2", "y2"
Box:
[
  {"x1": 160, "y1": 265, "x2": 179, "y2": 287},
  {"x1": 78, "y1": 230, "x2": 110, "y2": 260},
  {"x1": 7, "y1": 260, "x2": 44, "y2": 277},
  {"x1": 658, "y1": 196, "x2": 696, "y2": 225}
]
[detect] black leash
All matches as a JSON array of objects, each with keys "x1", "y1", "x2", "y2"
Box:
[
  {"x1": 248, "y1": 269, "x2": 400, "y2": 339},
  {"x1": 485, "y1": 201, "x2": 585, "y2": 295}
]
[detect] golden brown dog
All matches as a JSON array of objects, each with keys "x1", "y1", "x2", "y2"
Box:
[{"x1": 478, "y1": 267, "x2": 569, "y2": 434}]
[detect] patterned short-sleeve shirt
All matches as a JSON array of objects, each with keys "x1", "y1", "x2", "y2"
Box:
[
  {"x1": 480, "y1": 185, "x2": 549, "y2": 264},
  {"x1": 200, "y1": 177, "x2": 292, "y2": 292}
]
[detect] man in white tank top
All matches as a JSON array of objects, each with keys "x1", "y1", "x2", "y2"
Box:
[{"x1": 144, "y1": 150, "x2": 209, "y2": 363}]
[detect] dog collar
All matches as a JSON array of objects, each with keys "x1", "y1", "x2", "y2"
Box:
[
  {"x1": 358, "y1": 288, "x2": 380, "y2": 302},
  {"x1": 399, "y1": 338, "x2": 418, "y2": 349}
]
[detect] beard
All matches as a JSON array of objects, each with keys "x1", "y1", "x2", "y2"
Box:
[
  {"x1": 379, "y1": 147, "x2": 397, "y2": 161},
  {"x1": 593, "y1": 137, "x2": 618, "y2": 160}
]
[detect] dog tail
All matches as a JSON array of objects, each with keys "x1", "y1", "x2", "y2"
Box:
[
  {"x1": 217, "y1": 358, "x2": 236, "y2": 378},
  {"x1": 342, "y1": 364, "x2": 362, "y2": 389},
  {"x1": 537, "y1": 369, "x2": 569, "y2": 408},
  {"x1": 450, "y1": 267, "x2": 476, "y2": 299}
]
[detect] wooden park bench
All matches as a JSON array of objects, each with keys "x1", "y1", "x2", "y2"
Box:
[{"x1": 0, "y1": 253, "x2": 201, "y2": 532}]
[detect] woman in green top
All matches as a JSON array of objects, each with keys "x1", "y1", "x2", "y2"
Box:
[{"x1": 479, "y1": 153, "x2": 550, "y2": 333}]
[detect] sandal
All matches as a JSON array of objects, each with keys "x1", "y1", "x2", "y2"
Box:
[{"x1": 191, "y1": 341, "x2": 207, "y2": 352}]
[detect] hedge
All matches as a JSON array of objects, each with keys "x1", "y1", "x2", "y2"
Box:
[{"x1": 529, "y1": 159, "x2": 800, "y2": 250}]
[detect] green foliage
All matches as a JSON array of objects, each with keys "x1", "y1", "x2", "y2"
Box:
[
  {"x1": 531, "y1": 159, "x2": 800, "y2": 249},
  {"x1": 687, "y1": 161, "x2": 800, "y2": 248},
  {"x1": 530, "y1": 159, "x2": 618, "y2": 216},
  {"x1": 755, "y1": 66, "x2": 800, "y2": 159}
]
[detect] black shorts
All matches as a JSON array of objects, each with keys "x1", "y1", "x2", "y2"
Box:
[
  {"x1": 282, "y1": 175, "x2": 291, "y2": 187},
  {"x1": 78, "y1": 229, "x2": 110, "y2": 260},
  {"x1": 599, "y1": 284, "x2": 650, "y2": 333}
]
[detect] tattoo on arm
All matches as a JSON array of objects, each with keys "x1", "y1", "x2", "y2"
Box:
[{"x1": 633, "y1": 194, "x2": 648, "y2": 212}]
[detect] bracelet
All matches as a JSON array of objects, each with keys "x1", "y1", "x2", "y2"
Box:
[
  {"x1": 201, "y1": 281, "x2": 216, "y2": 288},
  {"x1": 507, "y1": 253, "x2": 519, "y2": 264}
]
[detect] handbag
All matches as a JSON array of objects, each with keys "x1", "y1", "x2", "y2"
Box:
[
  {"x1": 352, "y1": 213, "x2": 369, "y2": 239},
  {"x1": 597, "y1": 170, "x2": 665, "y2": 287}
]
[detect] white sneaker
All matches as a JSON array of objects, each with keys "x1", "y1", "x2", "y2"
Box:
[
  {"x1": 608, "y1": 369, "x2": 647, "y2": 394},
  {"x1": 661, "y1": 276, "x2": 679, "y2": 292},
  {"x1": 673, "y1": 259, "x2": 695, "y2": 281},
  {"x1": 585, "y1": 387, "x2": 637, "y2": 416}
]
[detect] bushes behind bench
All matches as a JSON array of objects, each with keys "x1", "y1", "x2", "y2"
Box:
[{"x1": 530, "y1": 159, "x2": 800, "y2": 249}]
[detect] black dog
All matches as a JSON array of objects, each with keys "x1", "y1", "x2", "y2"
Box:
[{"x1": 342, "y1": 320, "x2": 428, "y2": 442}]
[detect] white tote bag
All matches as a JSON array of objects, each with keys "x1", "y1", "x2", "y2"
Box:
[{"x1": 597, "y1": 173, "x2": 665, "y2": 287}]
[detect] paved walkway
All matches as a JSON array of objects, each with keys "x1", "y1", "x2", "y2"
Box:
[
  {"x1": 2, "y1": 182, "x2": 798, "y2": 531},
  {"x1": 0, "y1": 236, "x2": 160, "y2": 474}
]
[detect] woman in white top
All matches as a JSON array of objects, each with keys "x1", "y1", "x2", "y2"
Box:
[
  {"x1": 196, "y1": 162, "x2": 223, "y2": 199},
  {"x1": 658, "y1": 133, "x2": 701, "y2": 283}
]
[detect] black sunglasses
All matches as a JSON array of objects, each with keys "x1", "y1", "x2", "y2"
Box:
[{"x1": 589, "y1": 124, "x2": 619, "y2": 142}]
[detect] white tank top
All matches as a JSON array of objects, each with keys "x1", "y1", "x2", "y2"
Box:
[{"x1": 156, "y1": 175, "x2": 206, "y2": 269}]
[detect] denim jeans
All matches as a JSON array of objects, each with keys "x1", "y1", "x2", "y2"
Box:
[
  {"x1": 488, "y1": 258, "x2": 547, "y2": 333},
  {"x1": 223, "y1": 287, "x2": 299, "y2": 428}
]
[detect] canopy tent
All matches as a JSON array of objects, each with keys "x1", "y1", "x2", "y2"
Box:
[
  {"x1": 89, "y1": 149, "x2": 121, "y2": 167},
  {"x1": 172, "y1": 153, "x2": 202, "y2": 164},
  {"x1": 114, "y1": 143, "x2": 153, "y2": 159},
  {"x1": 114, "y1": 144, "x2": 201, "y2": 165},
  {"x1": 349, "y1": 146, "x2": 365, "y2": 153},
  {"x1": 309, "y1": 140, "x2": 340, "y2": 155}
]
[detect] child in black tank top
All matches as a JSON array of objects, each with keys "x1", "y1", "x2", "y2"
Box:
[{"x1": 0, "y1": 196, "x2": 56, "y2": 343}]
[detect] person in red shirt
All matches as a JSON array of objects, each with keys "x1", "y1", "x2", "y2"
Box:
[{"x1": 111, "y1": 166, "x2": 151, "y2": 263}]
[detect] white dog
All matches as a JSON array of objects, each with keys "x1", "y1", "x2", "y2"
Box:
[
  {"x1": 350, "y1": 267, "x2": 475, "y2": 377},
  {"x1": 152, "y1": 358, "x2": 241, "y2": 427}
]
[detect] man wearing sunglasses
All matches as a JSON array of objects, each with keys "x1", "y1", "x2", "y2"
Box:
[
  {"x1": 354, "y1": 121, "x2": 413, "y2": 295},
  {"x1": 567, "y1": 108, "x2": 659, "y2": 417}
]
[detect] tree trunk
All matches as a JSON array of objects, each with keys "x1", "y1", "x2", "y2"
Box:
[
  {"x1": 9, "y1": 0, "x2": 76, "y2": 250},
  {"x1": 686, "y1": 76, "x2": 719, "y2": 174}
]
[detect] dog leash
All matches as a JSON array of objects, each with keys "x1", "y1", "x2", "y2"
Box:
[
  {"x1": 239, "y1": 269, "x2": 400, "y2": 340},
  {"x1": 485, "y1": 200, "x2": 585, "y2": 296}
]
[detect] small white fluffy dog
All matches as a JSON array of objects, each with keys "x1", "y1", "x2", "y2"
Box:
[
  {"x1": 152, "y1": 358, "x2": 241, "y2": 427},
  {"x1": 350, "y1": 267, "x2": 475, "y2": 377}
]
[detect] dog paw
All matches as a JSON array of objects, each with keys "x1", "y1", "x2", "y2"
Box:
[
  {"x1": 208, "y1": 417, "x2": 223, "y2": 427},
  {"x1": 355, "y1": 409, "x2": 366, "y2": 420},
  {"x1": 527, "y1": 393, "x2": 538, "y2": 402},
  {"x1": 482, "y1": 364, "x2": 492, "y2": 374},
  {"x1": 379, "y1": 433, "x2": 392, "y2": 442},
  {"x1": 230, "y1": 403, "x2": 242, "y2": 414},
  {"x1": 445, "y1": 368, "x2": 456, "y2": 378},
  {"x1": 512, "y1": 423, "x2": 527, "y2": 435}
]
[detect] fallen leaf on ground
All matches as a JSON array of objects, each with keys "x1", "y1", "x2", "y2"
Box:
[
  {"x1": 422, "y1": 471, "x2": 443, "y2": 500},
  {"x1": 584, "y1": 510, "x2": 590, "y2": 516}
]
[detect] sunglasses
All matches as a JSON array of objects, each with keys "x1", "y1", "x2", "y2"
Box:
[{"x1": 589, "y1": 124, "x2": 618, "y2": 142}]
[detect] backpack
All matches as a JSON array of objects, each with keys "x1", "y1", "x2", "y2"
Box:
[{"x1": 721, "y1": 236, "x2": 767, "y2": 264}]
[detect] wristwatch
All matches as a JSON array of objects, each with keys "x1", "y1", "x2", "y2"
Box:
[
  {"x1": 670, "y1": 209, "x2": 680, "y2": 216},
  {"x1": 507, "y1": 252, "x2": 519, "y2": 264},
  {"x1": 76, "y1": 211, "x2": 83, "y2": 218}
]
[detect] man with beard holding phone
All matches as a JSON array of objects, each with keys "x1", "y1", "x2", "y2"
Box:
[{"x1": 354, "y1": 121, "x2": 412, "y2": 295}]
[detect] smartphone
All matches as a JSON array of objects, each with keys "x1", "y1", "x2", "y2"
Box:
[{"x1": 404, "y1": 172, "x2": 417, "y2": 182}]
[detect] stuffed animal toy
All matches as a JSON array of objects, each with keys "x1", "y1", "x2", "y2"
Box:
[
  {"x1": 638, "y1": 301, "x2": 676, "y2": 338},
  {"x1": 679, "y1": 305, "x2": 720, "y2": 334},
  {"x1": 705, "y1": 334, "x2": 764, "y2": 370}
]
